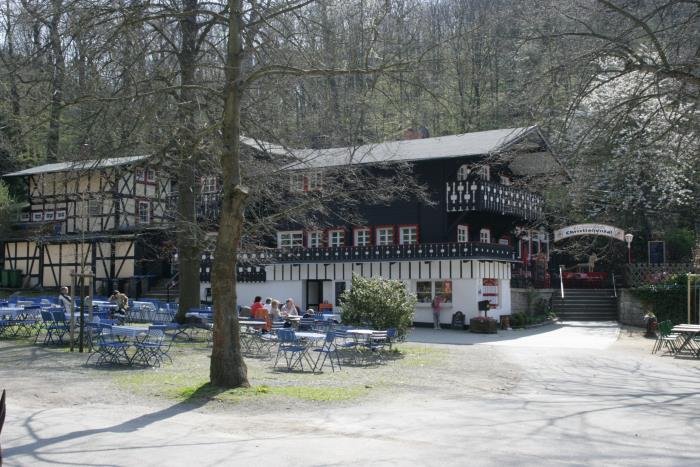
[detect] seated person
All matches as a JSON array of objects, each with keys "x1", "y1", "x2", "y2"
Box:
[{"x1": 109, "y1": 289, "x2": 129, "y2": 323}]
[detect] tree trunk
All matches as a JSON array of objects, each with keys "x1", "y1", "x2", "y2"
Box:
[
  {"x1": 46, "y1": 0, "x2": 64, "y2": 163},
  {"x1": 210, "y1": 0, "x2": 248, "y2": 388},
  {"x1": 175, "y1": 0, "x2": 202, "y2": 321}
]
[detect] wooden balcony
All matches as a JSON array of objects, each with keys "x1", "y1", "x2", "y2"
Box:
[
  {"x1": 446, "y1": 180, "x2": 543, "y2": 220},
  {"x1": 239, "y1": 242, "x2": 515, "y2": 264}
]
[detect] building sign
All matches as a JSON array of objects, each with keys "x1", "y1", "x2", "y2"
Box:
[{"x1": 553, "y1": 224, "x2": 625, "y2": 242}]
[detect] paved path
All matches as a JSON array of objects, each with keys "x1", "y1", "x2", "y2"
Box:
[{"x1": 3, "y1": 322, "x2": 700, "y2": 466}]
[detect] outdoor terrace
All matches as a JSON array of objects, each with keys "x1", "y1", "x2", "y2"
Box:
[{"x1": 446, "y1": 179, "x2": 544, "y2": 221}]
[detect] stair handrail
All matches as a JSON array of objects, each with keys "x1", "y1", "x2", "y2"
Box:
[
  {"x1": 559, "y1": 265, "x2": 565, "y2": 299},
  {"x1": 612, "y1": 273, "x2": 617, "y2": 298},
  {"x1": 166, "y1": 272, "x2": 179, "y2": 303}
]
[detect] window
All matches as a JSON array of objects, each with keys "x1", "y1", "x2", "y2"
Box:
[
  {"x1": 307, "y1": 171, "x2": 323, "y2": 191},
  {"x1": 278, "y1": 231, "x2": 303, "y2": 248},
  {"x1": 328, "y1": 230, "x2": 345, "y2": 247},
  {"x1": 290, "y1": 173, "x2": 304, "y2": 192},
  {"x1": 146, "y1": 169, "x2": 156, "y2": 182},
  {"x1": 19, "y1": 212, "x2": 30, "y2": 222},
  {"x1": 480, "y1": 228, "x2": 491, "y2": 243},
  {"x1": 44, "y1": 211, "x2": 55, "y2": 221},
  {"x1": 307, "y1": 231, "x2": 323, "y2": 248},
  {"x1": 88, "y1": 199, "x2": 102, "y2": 217},
  {"x1": 457, "y1": 164, "x2": 471, "y2": 181},
  {"x1": 32, "y1": 211, "x2": 43, "y2": 222},
  {"x1": 201, "y1": 176, "x2": 218, "y2": 194},
  {"x1": 482, "y1": 278, "x2": 499, "y2": 308},
  {"x1": 498, "y1": 237, "x2": 510, "y2": 246},
  {"x1": 399, "y1": 226, "x2": 418, "y2": 245},
  {"x1": 416, "y1": 281, "x2": 432, "y2": 303},
  {"x1": 354, "y1": 228, "x2": 371, "y2": 246},
  {"x1": 434, "y1": 280, "x2": 453, "y2": 303},
  {"x1": 416, "y1": 280, "x2": 453, "y2": 304},
  {"x1": 477, "y1": 165, "x2": 490, "y2": 181},
  {"x1": 457, "y1": 225, "x2": 469, "y2": 243},
  {"x1": 55, "y1": 210, "x2": 66, "y2": 220},
  {"x1": 335, "y1": 282, "x2": 346, "y2": 306},
  {"x1": 137, "y1": 201, "x2": 150, "y2": 224},
  {"x1": 135, "y1": 168, "x2": 145, "y2": 182},
  {"x1": 500, "y1": 174, "x2": 511, "y2": 186},
  {"x1": 376, "y1": 227, "x2": 394, "y2": 245}
]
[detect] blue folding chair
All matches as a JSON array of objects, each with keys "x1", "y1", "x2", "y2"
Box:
[{"x1": 273, "y1": 329, "x2": 308, "y2": 371}]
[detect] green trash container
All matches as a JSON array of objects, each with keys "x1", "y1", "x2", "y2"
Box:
[{"x1": 0, "y1": 269, "x2": 8, "y2": 287}]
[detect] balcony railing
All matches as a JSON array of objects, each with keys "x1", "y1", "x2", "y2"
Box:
[
  {"x1": 446, "y1": 179, "x2": 543, "y2": 220},
  {"x1": 238, "y1": 242, "x2": 515, "y2": 264}
]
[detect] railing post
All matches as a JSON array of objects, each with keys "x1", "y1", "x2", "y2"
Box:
[
  {"x1": 612, "y1": 273, "x2": 617, "y2": 298},
  {"x1": 559, "y1": 265, "x2": 565, "y2": 299}
]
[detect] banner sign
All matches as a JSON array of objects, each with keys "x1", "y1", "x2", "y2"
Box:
[{"x1": 553, "y1": 224, "x2": 625, "y2": 242}]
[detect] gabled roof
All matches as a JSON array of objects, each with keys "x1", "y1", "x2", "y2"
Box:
[
  {"x1": 242, "y1": 126, "x2": 539, "y2": 169},
  {"x1": 3, "y1": 155, "x2": 149, "y2": 177}
]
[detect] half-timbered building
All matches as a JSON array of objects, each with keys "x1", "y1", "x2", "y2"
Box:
[
  {"x1": 2, "y1": 156, "x2": 172, "y2": 294},
  {"x1": 204, "y1": 126, "x2": 567, "y2": 324}
]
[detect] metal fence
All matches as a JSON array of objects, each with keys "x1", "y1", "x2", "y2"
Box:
[{"x1": 625, "y1": 263, "x2": 692, "y2": 287}]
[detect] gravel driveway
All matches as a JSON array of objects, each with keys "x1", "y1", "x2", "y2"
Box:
[{"x1": 2, "y1": 322, "x2": 699, "y2": 466}]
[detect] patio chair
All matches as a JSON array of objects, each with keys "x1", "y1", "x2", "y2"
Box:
[
  {"x1": 332, "y1": 329, "x2": 361, "y2": 365},
  {"x1": 312, "y1": 331, "x2": 342, "y2": 373},
  {"x1": 364, "y1": 331, "x2": 389, "y2": 364},
  {"x1": 652, "y1": 320, "x2": 679, "y2": 355},
  {"x1": 132, "y1": 329, "x2": 170, "y2": 367},
  {"x1": 273, "y1": 329, "x2": 309, "y2": 371},
  {"x1": 298, "y1": 317, "x2": 315, "y2": 331},
  {"x1": 86, "y1": 329, "x2": 130, "y2": 365}
]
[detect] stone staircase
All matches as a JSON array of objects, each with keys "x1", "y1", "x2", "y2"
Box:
[{"x1": 550, "y1": 289, "x2": 618, "y2": 321}]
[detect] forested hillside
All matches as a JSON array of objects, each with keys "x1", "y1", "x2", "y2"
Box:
[{"x1": 0, "y1": 0, "x2": 697, "y2": 246}]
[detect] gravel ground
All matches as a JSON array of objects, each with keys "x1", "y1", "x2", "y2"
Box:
[{"x1": 3, "y1": 322, "x2": 700, "y2": 466}]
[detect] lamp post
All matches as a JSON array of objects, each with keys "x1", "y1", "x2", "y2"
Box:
[{"x1": 624, "y1": 233, "x2": 633, "y2": 264}]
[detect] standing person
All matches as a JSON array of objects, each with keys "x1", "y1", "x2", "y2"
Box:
[
  {"x1": 431, "y1": 294, "x2": 442, "y2": 330},
  {"x1": 58, "y1": 287, "x2": 72, "y2": 314}
]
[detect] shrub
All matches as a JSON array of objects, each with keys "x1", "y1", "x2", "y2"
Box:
[
  {"x1": 631, "y1": 273, "x2": 687, "y2": 325},
  {"x1": 340, "y1": 274, "x2": 417, "y2": 336}
]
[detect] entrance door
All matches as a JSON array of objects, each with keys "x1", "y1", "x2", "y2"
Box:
[{"x1": 305, "y1": 280, "x2": 323, "y2": 312}]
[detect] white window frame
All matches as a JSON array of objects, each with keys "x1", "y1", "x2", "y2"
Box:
[
  {"x1": 19, "y1": 212, "x2": 30, "y2": 222},
  {"x1": 307, "y1": 171, "x2": 323, "y2": 191},
  {"x1": 277, "y1": 230, "x2": 303, "y2": 248},
  {"x1": 55, "y1": 210, "x2": 67, "y2": 220},
  {"x1": 307, "y1": 230, "x2": 323, "y2": 248},
  {"x1": 399, "y1": 226, "x2": 417, "y2": 245},
  {"x1": 499, "y1": 174, "x2": 511, "y2": 186},
  {"x1": 32, "y1": 211, "x2": 43, "y2": 222},
  {"x1": 137, "y1": 200, "x2": 150, "y2": 224},
  {"x1": 200, "y1": 176, "x2": 218, "y2": 194},
  {"x1": 44, "y1": 211, "x2": 55, "y2": 221},
  {"x1": 88, "y1": 199, "x2": 102, "y2": 217},
  {"x1": 457, "y1": 225, "x2": 469, "y2": 243},
  {"x1": 146, "y1": 169, "x2": 156, "y2": 182},
  {"x1": 376, "y1": 227, "x2": 394, "y2": 246},
  {"x1": 354, "y1": 228, "x2": 371, "y2": 246},
  {"x1": 457, "y1": 164, "x2": 471, "y2": 181},
  {"x1": 135, "y1": 168, "x2": 145, "y2": 182},
  {"x1": 477, "y1": 165, "x2": 490, "y2": 181},
  {"x1": 480, "y1": 228, "x2": 491, "y2": 243},
  {"x1": 328, "y1": 230, "x2": 345, "y2": 247},
  {"x1": 290, "y1": 173, "x2": 305, "y2": 192}
]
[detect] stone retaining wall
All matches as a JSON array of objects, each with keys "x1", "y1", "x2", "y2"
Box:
[
  {"x1": 511, "y1": 288, "x2": 555, "y2": 314},
  {"x1": 618, "y1": 289, "x2": 647, "y2": 327}
]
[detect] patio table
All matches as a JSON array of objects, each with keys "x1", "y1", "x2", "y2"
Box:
[
  {"x1": 671, "y1": 324, "x2": 700, "y2": 357},
  {"x1": 110, "y1": 325, "x2": 149, "y2": 340}
]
